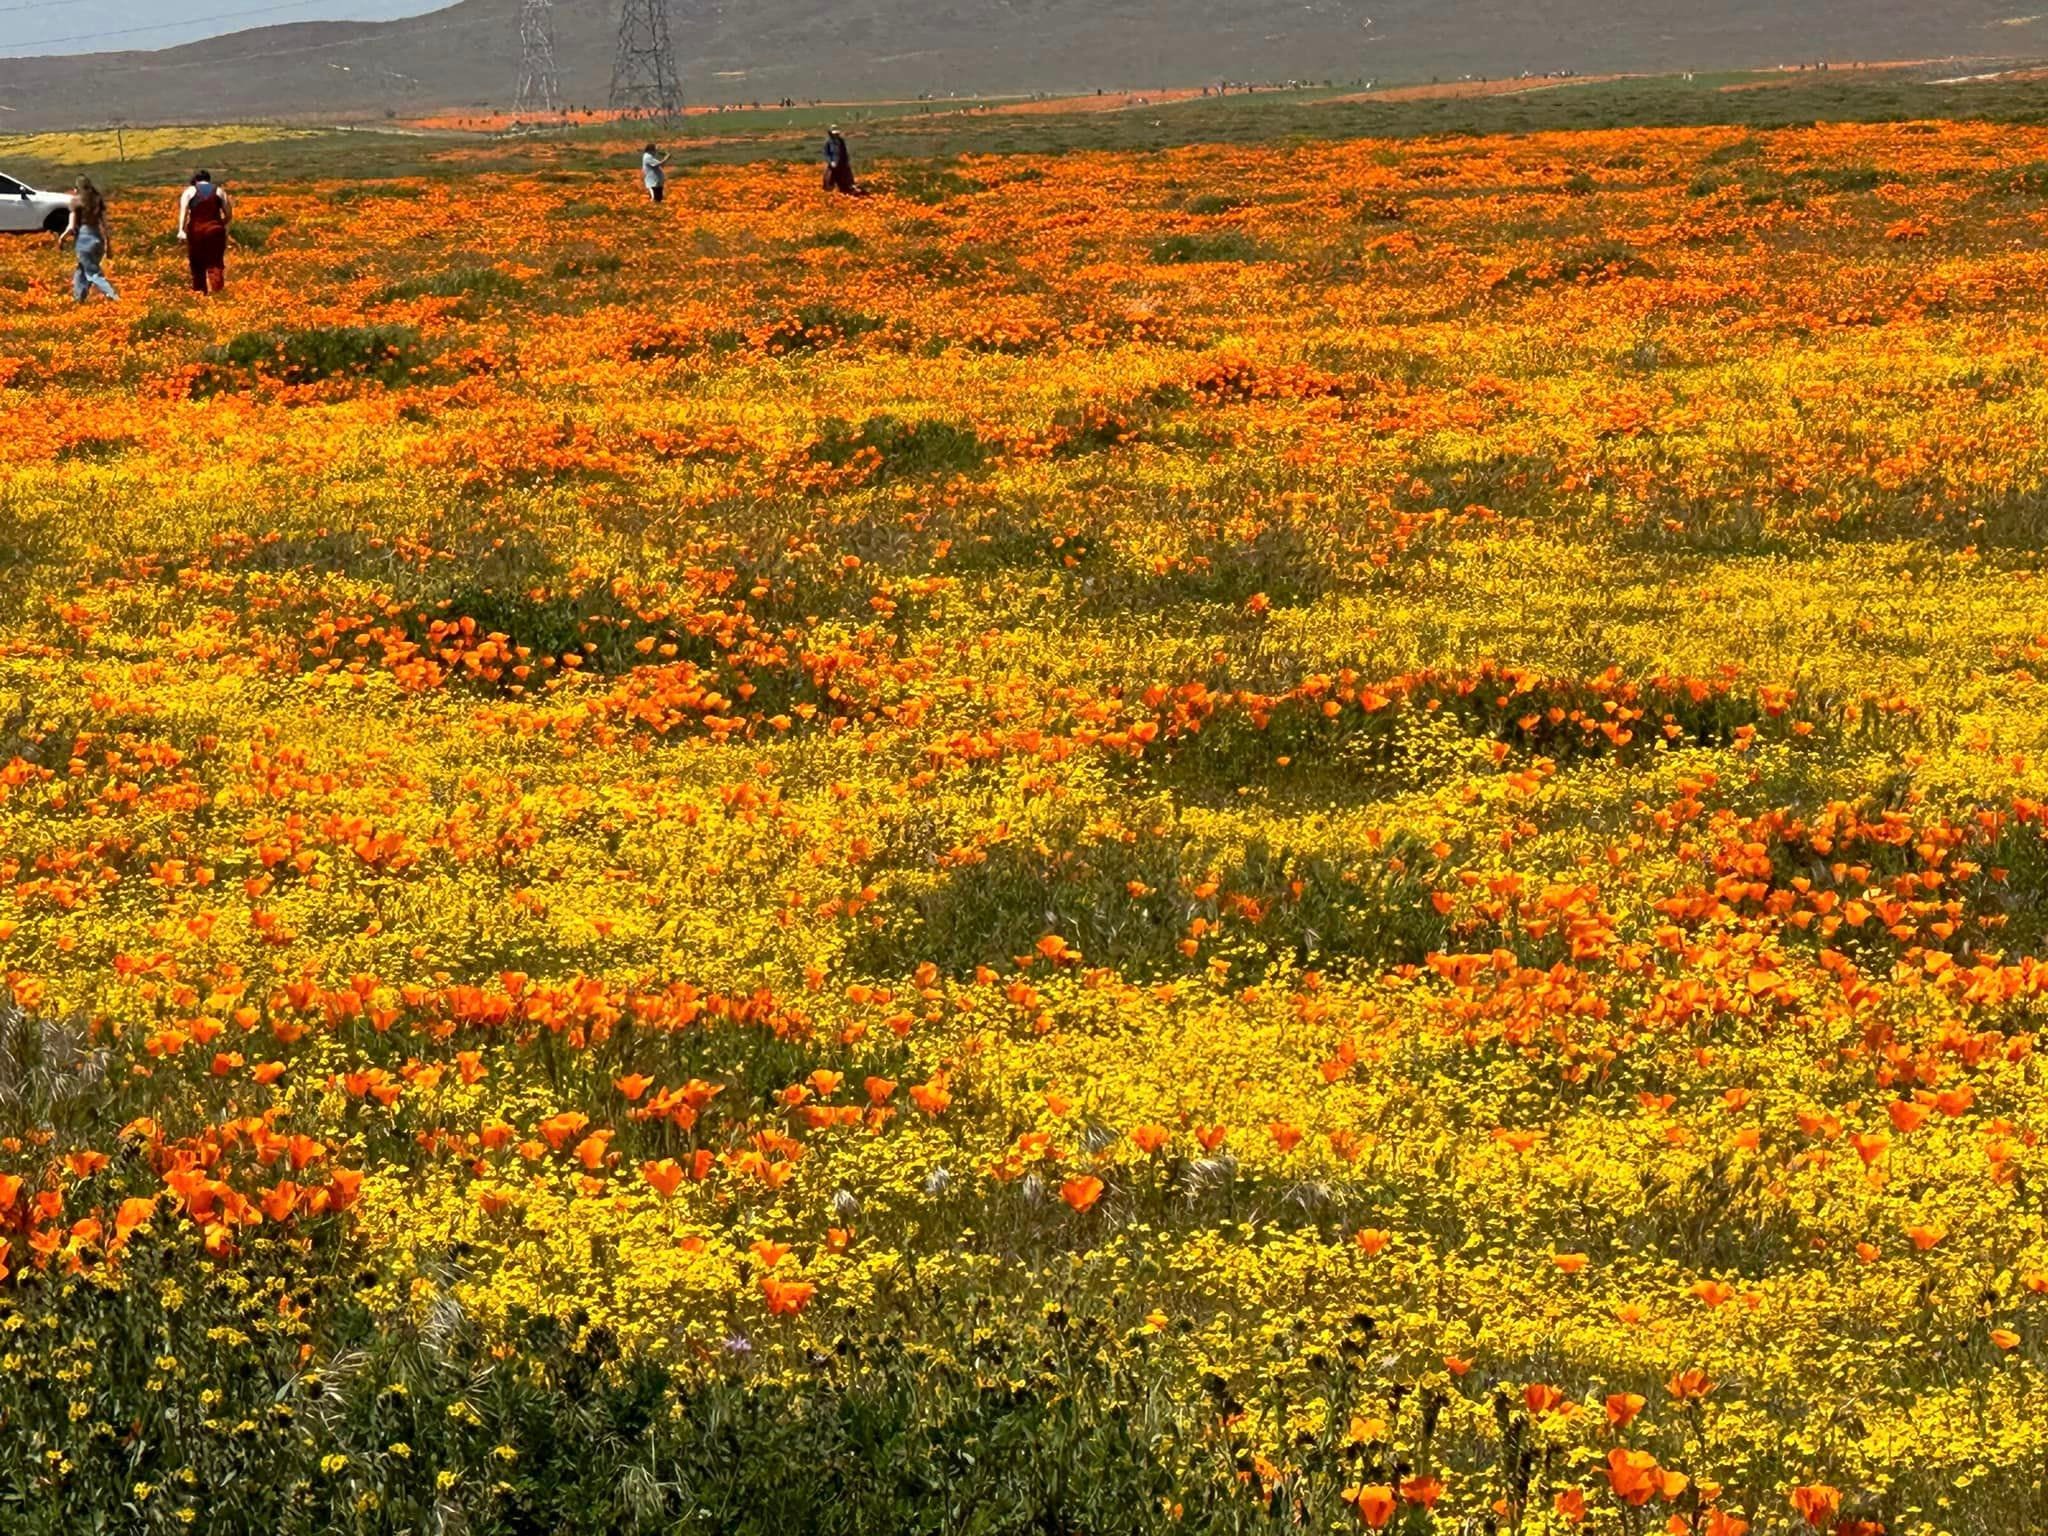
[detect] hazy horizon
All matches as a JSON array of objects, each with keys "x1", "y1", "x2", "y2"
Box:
[{"x1": 0, "y1": 0, "x2": 451, "y2": 60}]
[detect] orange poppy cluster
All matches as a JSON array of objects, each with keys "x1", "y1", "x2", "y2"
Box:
[{"x1": 3, "y1": 114, "x2": 2048, "y2": 1530}]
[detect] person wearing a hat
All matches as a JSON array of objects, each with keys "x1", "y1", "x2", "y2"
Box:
[{"x1": 823, "y1": 126, "x2": 857, "y2": 194}]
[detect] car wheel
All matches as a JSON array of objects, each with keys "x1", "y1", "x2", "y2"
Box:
[{"x1": 42, "y1": 209, "x2": 68, "y2": 234}]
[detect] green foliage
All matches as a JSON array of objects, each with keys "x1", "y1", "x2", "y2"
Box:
[
  {"x1": 0, "y1": 1251, "x2": 1419, "y2": 1536},
  {"x1": 376, "y1": 264, "x2": 524, "y2": 306},
  {"x1": 551, "y1": 251, "x2": 624, "y2": 278},
  {"x1": 1150, "y1": 232, "x2": 1274, "y2": 265},
  {"x1": 2003, "y1": 163, "x2": 2048, "y2": 196},
  {"x1": 852, "y1": 813, "x2": 1448, "y2": 982},
  {"x1": 810, "y1": 414, "x2": 990, "y2": 481},
  {"x1": 887, "y1": 164, "x2": 987, "y2": 205},
  {"x1": 762, "y1": 303, "x2": 889, "y2": 352},
  {"x1": 202, "y1": 324, "x2": 428, "y2": 388},
  {"x1": 1493, "y1": 239, "x2": 1655, "y2": 289},
  {"x1": 1802, "y1": 164, "x2": 1885, "y2": 193},
  {"x1": 128, "y1": 307, "x2": 202, "y2": 343},
  {"x1": 327, "y1": 183, "x2": 425, "y2": 204},
  {"x1": 229, "y1": 216, "x2": 278, "y2": 252}
]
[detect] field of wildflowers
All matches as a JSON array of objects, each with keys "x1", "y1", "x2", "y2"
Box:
[{"x1": 4, "y1": 114, "x2": 2048, "y2": 1533}]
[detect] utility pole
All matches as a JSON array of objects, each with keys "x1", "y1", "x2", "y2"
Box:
[
  {"x1": 516, "y1": 0, "x2": 562, "y2": 119},
  {"x1": 609, "y1": 0, "x2": 683, "y2": 121}
]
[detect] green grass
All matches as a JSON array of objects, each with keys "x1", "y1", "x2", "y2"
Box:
[
  {"x1": 809, "y1": 414, "x2": 991, "y2": 480},
  {"x1": 24, "y1": 68, "x2": 2048, "y2": 200},
  {"x1": 376, "y1": 263, "x2": 526, "y2": 306},
  {"x1": 201, "y1": 323, "x2": 429, "y2": 388},
  {"x1": 1150, "y1": 231, "x2": 1276, "y2": 265}
]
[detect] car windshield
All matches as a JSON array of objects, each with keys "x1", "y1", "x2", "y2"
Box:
[{"x1": 0, "y1": 176, "x2": 25, "y2": 196}]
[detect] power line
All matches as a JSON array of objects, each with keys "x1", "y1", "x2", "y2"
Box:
[
  {"x1": 515, "y1": 0, "x2": 562, "y2": 117},
  {"x1": 609, "y1": 0, "x2": 682, "y2": 121},
  {"x1": 2, "y1": 0, "x2": 335, "y2": 51}
]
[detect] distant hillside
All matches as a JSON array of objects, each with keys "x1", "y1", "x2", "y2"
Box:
[{"x1": 0, "y1": 0, "x2": 2030, "y2": 132}]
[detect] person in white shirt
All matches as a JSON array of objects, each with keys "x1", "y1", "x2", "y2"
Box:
[{"x1": 641, "y1": 145, "x2": 671, "y2": 204}]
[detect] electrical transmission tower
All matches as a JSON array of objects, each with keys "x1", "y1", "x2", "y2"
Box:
[
  {"x1": 609, "y1": 0, "x2": 683, "y2": 121},
  {"x1": 515, "y1": 0, "x2": 562, "y2": 118}
]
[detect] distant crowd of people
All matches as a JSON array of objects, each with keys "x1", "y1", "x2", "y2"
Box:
[
  {"x1": 52, "y1": 168, "x2": 235, "y2": 306},
  {"x1": 53, "y1": 124, "x2": 859, "y2": 306}
]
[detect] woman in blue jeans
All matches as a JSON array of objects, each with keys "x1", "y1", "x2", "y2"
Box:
[{"x1": 56, "y1": 177, "x2": 117, "y2": 303}]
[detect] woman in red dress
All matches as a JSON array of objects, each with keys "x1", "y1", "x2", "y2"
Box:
[{"x1": 178, "y1": 170, "x2": 233, "y2": 296}]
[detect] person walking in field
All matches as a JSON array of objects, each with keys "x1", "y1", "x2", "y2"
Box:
[
  {"x1": 55, "y1": 177, "x2": 117, "y2": 304},
  {"x1": 641, "y1": 144, "x2": 671, "y2": 204},
  {"x1": 178, "y1": 170, "x2": 233, "y2": 296},
  {"x1": 823, "y1": 126, "x2": 858, "y2": 194}
]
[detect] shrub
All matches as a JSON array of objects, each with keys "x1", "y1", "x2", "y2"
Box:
[
  {"x1": 203, "y1": 323, "x2": 428, "y2": 387},
  {"x1": 1493, "y1": 239, "x2": 1656, "y2": 289},
  {"x1": 810, "y1": 414, "x2": 989, "y2": 479},
  {"x1": 888, "y1": 164, "x2": 986, "y2": 205},
  {"x1": 377, "y1": 264, "x2": 524, "y2": 305},
  {"x1": 551, "y1": 251, "x2": 624, "y2": 279},
  {"x1": 1150, "y1": 232, "x2": 1273, "y2": 265},
  {"x1": 230, "y1": 216, "x2": 279, "y2": 252},
  {"x1": 1802, "y1": 164, "x2": 1884, "y2": 193},
  {"x1": 129, "y1": 307, "x2": 202, "y2": 343},
  {"x1": 760, "y1": 302, "x2": 888, "y2": 352}
]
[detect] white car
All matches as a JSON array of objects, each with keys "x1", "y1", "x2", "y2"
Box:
[{"x1": 0, "y1": 172, "x2": 74, "y2": 235}]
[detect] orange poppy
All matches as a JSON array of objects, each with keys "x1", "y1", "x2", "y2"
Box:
[
  {"x1": 1605, "y1": 1391, "x2": 1646, "y2": 1427},
  {"x1": 573, "y1": 1130, "x2": 614, "y2": 1170},
  {"x1": 641, "y1": 1158, "x2": 685, "y2": 1197},
  {"x1": 1606, "y1": 1447, "x2": 1683, "y2": 1505},
  {"x1": 759, "y1": 1275, "x2": 815, "y2": 1315},
  {"x1": 1353, "y1": 1485, "x2": 1397, "y2": 1528},
  {"x1": 1399, "y1": 1475, "x2": 1443, "y2": 1508},
  {"x1": 1789, "y1": 1485, "x2": 1841, "y2": 1526},
  {"x1": 1130, "y1": 1123, "x2": 1170, "y2": 1155},
  {"x1": 1886, "y1": 1101, "x2": 1928, "y2": 1134},
  {"x1": 1060, "y1": 1175, "x2": 1105, "y2": 1212},
  {"x1": 538, "y1": 1111, "x2": 589, "y2": 1150},
  {"x1": 1666, "y1": 1368, "x2": 1714, "y2": 1401}
]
